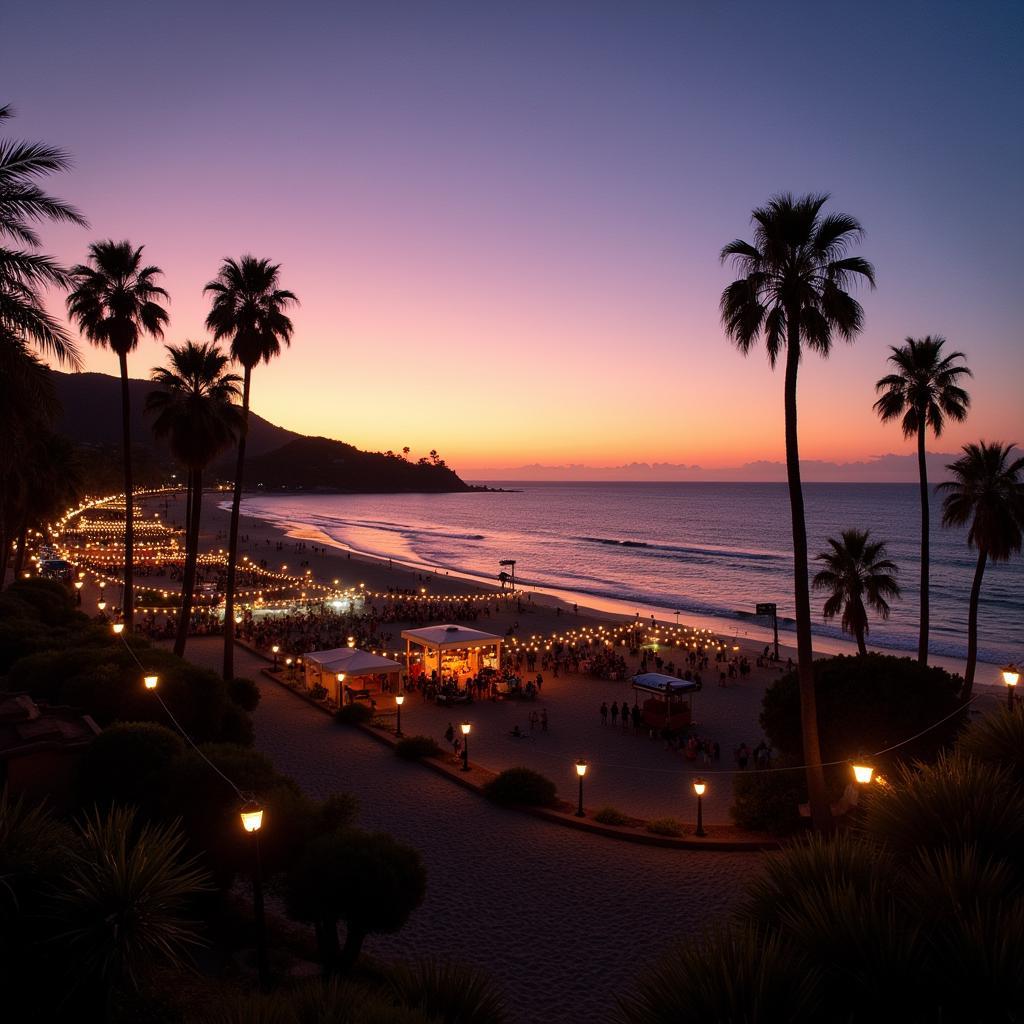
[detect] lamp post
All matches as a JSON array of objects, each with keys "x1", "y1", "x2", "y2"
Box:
[
  {"x1": 74, "y1": 580, "x2": 83, "y2": 605},
  {"x1": 575, "y1": 759, "x2": 588, "y2": 817},
  {"x1": 460, "y1": 721, "x2": 471, "y2": 771},
  {"x1": 851, "y1": 761, "x2": 874, "y2": 785},
  {"x1": 271, "y1": 644, "x2": 279, "y2": 670},
  {"x1": 112, "y1": 622, "x2": 124, "y2": 636},
  {"x1": 395, "y1": 692, "x2": 405, "y2": 737},
  {"x1": 240, "y1": 800, "x2": 269, "y2": 990},
  {"x1": 144, "y1": 674, "x2": 159, "y2": 690},
  {"x1": 692, "y1": 778, "x2": 707, "y2": 837},
  {"x1": 1002, "y1": 664, "x2": 1020, "y2": 710}
]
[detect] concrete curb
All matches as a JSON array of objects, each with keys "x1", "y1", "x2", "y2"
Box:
[{"x1": 253, "y1": 653, "x2": 776, "y2": 852}]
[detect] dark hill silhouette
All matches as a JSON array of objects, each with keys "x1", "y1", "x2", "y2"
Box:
[
  {"x1": 51, "y1": 371, "x2": 470, "y2": 493},
  {"x1": 52, "y1": 371, "x2": 297, "y2": 458}
]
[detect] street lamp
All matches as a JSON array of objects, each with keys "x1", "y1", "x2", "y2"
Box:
[
  {"x1": 852, "y1": 761, "x2": 874, "y2": 785},
  {"x1": 112, "y1": 622, "x2": 124, "y2": 635},
  {"x1": 239, "y1": 800, "x2": 269, "y2": 990},
  {"x1": 575, "y1": 760, "x2": 588, "y2": 817},
  {"x1": 692, "y1": 778, "x2": 707, "y2": 837},
  {"x1": 97, "y1": 600, "x2": 107, "y2": 612},
  {"x1": 285, "y1": 657, "x2": 293, "y2": 679},
  {"x1": 1002, "y1": 664, "x2": 1020, "y2": 710},
  {"x1": 460, "y1": 721, "x2": 471, "y2": 771},
  {"x1": 144, "y1": 674, "x2": 159, "y2": 690},
  {"x1": 271, "y1": 644, "x2": 279, "y2": 670},
  {"x1": 347, "y1": 636, "x2": 356, "y2": 648},
  {"x1": 395, "y1": 692, "x2": 405, "y2": 737},
  {"x1": 74, "y1": 580, "x2": 83, "y2": 604}
]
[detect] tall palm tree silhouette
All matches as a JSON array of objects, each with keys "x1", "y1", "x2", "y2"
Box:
[
  {"x1": 720, "y1": 192, "x2": 875, "y2": 829},
  {"x1": 939, "y1": 442, "x2": 1024, "y2": 696},
  {"x1": 875, "y1": 336, "x2": 971, "y2": 663},
  {"x1": 204, "y1": 256, "x2": 296, "y2": 680},
  {"x1": 67, "y1": 241, "x2": 169, "y2": 628},
  {"x1": 147, "y1": 342, "x2": 243, "y2": 657},
  {"x1": 812, "y1": 529, "x2": 901, "y2": 655}
]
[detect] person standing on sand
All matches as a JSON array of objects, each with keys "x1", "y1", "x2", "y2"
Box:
[
  {"x1": 600, "y1": 702, "x2": 608, "y2": 725},
  {"x1": 610, "y1": 701, "x2": 619, "y2": 727},
  {"x1": 540, "y1": 708, "x2": 548, "y2": 732},
  {"x1": 445, "y1": 722, "x2": 455, "y2": 748}
]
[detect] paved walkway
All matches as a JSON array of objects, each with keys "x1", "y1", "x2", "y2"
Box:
[{"x1": 178, "y1": 637, "x2": 757, "y2": 1024}]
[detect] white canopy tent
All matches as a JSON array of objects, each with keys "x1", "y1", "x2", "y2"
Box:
[
  {"x1": 304, "y1": 647, "x2": 403, "y2": 704},
  {"x1": 401, "y1": 624, "x2": 502, "y2": 681}
]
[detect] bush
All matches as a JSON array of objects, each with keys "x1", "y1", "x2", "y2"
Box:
[
  {"x1": 957, "y1": 706, "x2": 1024, "y2": 784},
  {"x1": 309, "y1": 683, "x2": 328, "y2": 701},
  {"x1": 76, "y1": 722, "x2": 184, "y2": 813},
  {"x1": 389, "y1": 958, "x2": 508, "y2": 1024},
  {"x1": 395, "y1": 735, "x2": 442, "y2": 760},
  {"x1": 593, "y1": 806, "x2": 631, "y2": 826},
  {"x1": 730, "y1": 762, "x2": 806, "y2": 834},
  {"x1": 227, "y1": 676, "x2": 261, "y2": 712},
  {"x1": 646, "y1": 817, "x2": 685, "y2": 837},
  {"x1": 5, "y1": 577, "x2": 76, "y2": 625},
  {"x1": 761, "y1": 654, "x2": 964, "y2": 775},
  {"x1": 335, "y1": 703, "x2": 373, "y2": 725},
  {"x1": 483, "y1": 767, "x2": 557, "y2": 808}
]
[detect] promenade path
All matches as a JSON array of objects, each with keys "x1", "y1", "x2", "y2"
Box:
[{"x1": 179, "y1": 637, "x2": 758, "y2": 1024}]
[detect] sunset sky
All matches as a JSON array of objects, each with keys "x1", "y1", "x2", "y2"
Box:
[{"x1": 6, "y1": 0, "x2": 1022, "y2": 475}]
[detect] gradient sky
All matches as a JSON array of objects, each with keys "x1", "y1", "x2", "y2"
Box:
[{"x1": 5, "y1": 0, "x2": 1022, "y2": 473}]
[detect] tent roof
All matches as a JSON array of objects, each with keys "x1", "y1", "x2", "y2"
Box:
[
  {"x1": 401, "y1": 624, "x2": 503, "y2": 649},
  {"x1": 631, "y1": 673, "x2": 700, "y2": 695},
  {"x1": 304, "y1": 647, "x2": 402, "y2": 676}
]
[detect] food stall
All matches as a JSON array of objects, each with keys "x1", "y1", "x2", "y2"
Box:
[
  {"x1": 631, "y1": 672, "x2": 700, "y2": 731},
  {"x1": 304, "y1": 647, "x2": 403, "y2": 705}
]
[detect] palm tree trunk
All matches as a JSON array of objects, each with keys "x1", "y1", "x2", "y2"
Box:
[
  {"x1": 855, "y1": 626, "x2": 867, "y2": 656},
  {"x1": 963, "y1": 545, "x2": 987, "y2": 698},
  {"x1": 118, "y1": 352, "x2": 135, "y2": 630},
  {"x1": 783, "y1": 325, "x2": 830, "y2": 831},
  {"x1": 222, "y1": 367, "x2": 251, "y2": 681},
  {"x1": 917, "y1": 423, "x2": 929, "y2": 663},
  {"x1": 0, "y1": 524, "x2": 8, "y2": 584},
  {"x1": 175, "y1": 467, "x2": 202, "y2": 657},
  {"x1": 184, "y1": 472, "x2": 193, "y2": 542},
  {"x1": 12, "y1": 520, "x2": 28, "y2": 579}
]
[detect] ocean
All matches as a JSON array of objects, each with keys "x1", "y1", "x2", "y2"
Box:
[{"x1": 236, "y1": 482, "x2": 1023, "y2": 666}]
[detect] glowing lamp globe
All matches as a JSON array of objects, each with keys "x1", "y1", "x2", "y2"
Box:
[
  {"x1": 1002, "y1": 665, "x2": 1020, "y2": 688},
  {"x1": 272, "y1": 645, "x2": 280, "y2": 654},
  {"x1": 461, "y1": 721, "x2": 471, "y2": 736},
  {"x1": 240, "y1": 802, "x2": 264, "y2": 833},
  {"x1": 112, "y1": 623, "x2": 124, "y2": 635},
  {"x1": 852, "y1": 762, "x2": 874, "y2": 785},
  {"x1": 97, "y1": 600, "x2": 107, "y2": 611},
  {"x1": 143, "y1": 674, "x2": 159, "y2": 690},
  {"x1": 395, "y1": 693, "x2": 405, "y2": 706},
  {"x1": 74, "y1": 581, "x2": 83, "y2": 591},
  {"x1": 575, "y1": 759, "x2": 588, "y2": 778},
  {"x1": 692, "y1": 779, "x2": 707, "y2": 797},
  {"x1": 337, "y1": 672, "x2": 346, "y2": 684}
]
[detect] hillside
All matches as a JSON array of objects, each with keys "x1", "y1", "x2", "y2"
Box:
[{"x1": 51, "y1": 371, "x2": 471, "y2": 493}]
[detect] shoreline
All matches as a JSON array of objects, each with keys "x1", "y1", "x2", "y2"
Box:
[{"x1": 208, "y1": 492, "x2": 1001, "y2": 682}]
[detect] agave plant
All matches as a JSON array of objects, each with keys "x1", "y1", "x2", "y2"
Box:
[
  {"x1": 388, "y1": 958, "x2": 509, "y2": 1024},
  {"x1": 956, "y1": 705, "x2": 1024, "y2": 784},
  {"x1": 49, "y1": 806, "x2": 210, "y2": 995},
  {"x1": 612, "y1": 924, "x2": 822, "y2": 1024}
]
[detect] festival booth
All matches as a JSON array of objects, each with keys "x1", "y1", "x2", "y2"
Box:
[
  {"x1": 401, "y1": 624, "x2": 502, "y2": 683},
  {"x1": 631, "y1": 672, "x2": 700, "y2": 731},
  {"x1": 304, "y1": 647, "x2": 402, "y2": 705}
]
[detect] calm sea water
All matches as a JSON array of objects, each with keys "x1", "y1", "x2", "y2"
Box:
[{"x1": 236, "y1": 483, "x2": 1023, "y2": 666}]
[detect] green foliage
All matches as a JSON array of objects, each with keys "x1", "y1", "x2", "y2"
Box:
[
  {"x1": 50, "y1": 806, "x2": 210, "y2": 994},
  {"x1": 730, "y1": 763, "x2": 805, "y2": 834},
  {"x1": 761, "y1": 654, "x2": 964, "y2": 769},
  {"x1": 646, "y1": 817, "x2": 685, "y2": 837},
  {"x1": 388, "y1": 958, "x2": 509, "y2": 1024},
  {"x1": 5, "y1": 576, "x2": 77, "y2": 624},
  {"x1": 957, "y1": 706, "x2": 1024, "y2": 783},
  {"x1": 864, "y1": 754, "x2": 1024, "y2": 867},
  {"x1": 227, "y1": 676, "x2": 261, "y2": 712},
  {"x1": 395, "y1": 735, "x2": 442, "y2": 760},
  {"x1": 612, "y1": 924, "x2": 821, "y2": 1024},
  {"x1": 335, "y1": 702, "x2": 373, "y2": 725},
  {"x1": 593, "y1": 806, "x2": 630, "y2": 826},
  {"x1": 286, "y1": 829, "x2": 427, "y2": 971},
  {"x1": 76, "y1": 721, "x2": 184, "y2": 813},
  {"x1": 483, "y1": 767, "x2": 557, "y2": 807}
]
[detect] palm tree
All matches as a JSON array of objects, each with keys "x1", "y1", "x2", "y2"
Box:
[
  {"x1": 939, "y1": 442, "x2": 1024, "y2": 696},
  {"x1": 66, "y1": 241, "x2": 169, "y2": 629},
  {"x1": 874, "y1": 336, "x2": 971, "y2": 664},
  {"x1": 0, "y1": 103, "x2": 87, "y2": 368},
  {"x1": 720, "y1": 192, "x2": 875, "y2": 829},
  {"x1": 812, "y1": 529, "x2": 901, "y2": 655},
  {"x1": 146, "y1": 342, "x2": 243, "y2": 657},
  {"x1": 205, "y1": 256, "x2": 296, "y2": 680}
]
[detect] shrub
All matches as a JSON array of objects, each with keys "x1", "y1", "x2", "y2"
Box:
[
  {"x1": 761, "y1": 654, "x2": 965, "y2": 774},
  {"x1": 227, "y1": 676, "x2": 261, "y2": 712},
  {"x1": 76, "y1": 722, "x2": 184, "y2": 813},
  {"x1": 482, "y1": 767, "x2": 557, "y2": 807},
  {"x1": 395, "y1": 735, "x2": 442, "y2": 760},
  {"x1": 957, "y1": 705, "x2": 1024, "y2": 784},
  {"x1": 5, "y1": 577, "x2": 76, "y2": 625},
  {"x1": 593, "y1": 806, "x2": 630, "y2": 826},
  {"x1": 646, "y1": 817, "x2": 685, "y2": 837},
  {"x1": 335, "y1": 703, "x2": 373, "y2": 725},
  {"x1": 389, "y1": 958, "x2": 508, "y2": 1024},
  {"x1": 730, "y1": 762, "x2": 806, "y2": 834},
  {"x1": 309, "y1": 683, "x2": 328, "y2": 701}
]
